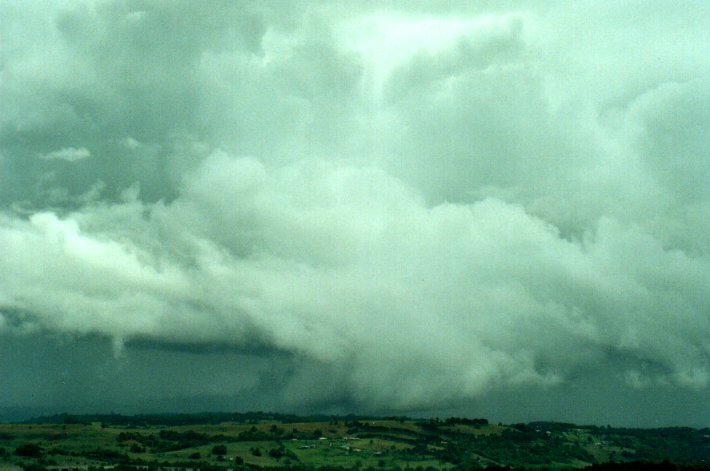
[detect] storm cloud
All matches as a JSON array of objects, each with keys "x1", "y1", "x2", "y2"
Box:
[{"x1": 1, "y1": 1, "x2": 708, "y2": 426}]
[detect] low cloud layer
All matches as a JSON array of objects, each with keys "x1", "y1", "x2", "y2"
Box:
[{"x1": 1, "y1": 1, "x2": 708, "y2": 425}]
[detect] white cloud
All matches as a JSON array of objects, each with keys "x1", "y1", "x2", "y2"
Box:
[{"x1": 39, "y1": 147, "x2": 91, "y2": 162}]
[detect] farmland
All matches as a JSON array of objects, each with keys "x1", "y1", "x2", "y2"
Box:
[{"x1": 0, "y1": 413, "x2": 707, "y2": 470}]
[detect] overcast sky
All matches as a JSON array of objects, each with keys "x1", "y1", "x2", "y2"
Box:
[{"x1": 1, "y1": 1, "x2": 709, "y2": 427}]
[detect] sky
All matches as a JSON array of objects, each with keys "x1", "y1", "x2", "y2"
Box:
[{"x1": 0, "y1": 1, "x2": 709, "y2": 427}]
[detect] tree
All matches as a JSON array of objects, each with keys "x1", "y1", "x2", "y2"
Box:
[{"x1": 211, "y1": 445, "x2": 227, "y2": 456}]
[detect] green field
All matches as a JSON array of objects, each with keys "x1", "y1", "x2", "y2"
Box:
[{"x1": 0, "y1": 413, "x2": 707, "y2": 470}]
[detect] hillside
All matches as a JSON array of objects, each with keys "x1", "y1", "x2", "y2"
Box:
[{"x1": 0, "y1": 413, "x2": 707, "y2": 470}]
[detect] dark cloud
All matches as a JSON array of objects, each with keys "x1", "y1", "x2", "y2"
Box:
[{"x1": 0, "y1": 1, "x2": 708, "y2": 426}]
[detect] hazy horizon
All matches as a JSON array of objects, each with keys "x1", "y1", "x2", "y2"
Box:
[{"x1": 1, "y1": 1, "x2": 708, "y2": 428}]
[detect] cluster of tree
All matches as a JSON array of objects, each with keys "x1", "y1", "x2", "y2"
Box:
[
  {"x1": 443, "y1": 417, "x2": 489, "y2": 427},
  {"x1": 14, "y1": 443, "x2": 44, "y2": 458},
  {"x1": 596, "y1": 428, "x2": 709, "y2": 465},
  {"x1": 432, "y1": 425, "x2": 594, "y2": 466},
  {"x1": 211, "y1": 444, "x2": 227, "y2": 455},
  {"x1": 267, "y1": 444, "x2": 298, "y2": 462},
  {"x1": 346, "y1": 421, "x2": 420, "y2": 440}
]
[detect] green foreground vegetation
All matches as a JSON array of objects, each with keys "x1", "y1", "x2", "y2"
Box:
[{"x1": 0, "y1": 413, "x2": 707, "y2": 470}]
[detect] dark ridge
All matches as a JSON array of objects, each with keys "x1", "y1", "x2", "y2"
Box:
[{"x1": 22, "y1": 411, "x2": 386, "y2": 426}]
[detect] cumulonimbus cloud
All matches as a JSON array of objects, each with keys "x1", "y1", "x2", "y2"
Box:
[
  {"x1": 0, "y1": 1, "x2": 708, "y2": 418},
  {"x1": 1, "y1": 152, "x2": 708, "y2": 411}
]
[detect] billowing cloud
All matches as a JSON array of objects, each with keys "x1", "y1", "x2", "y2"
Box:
[{"x1": 0, "y1": 1, "x2": 708, "y2": 425}]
